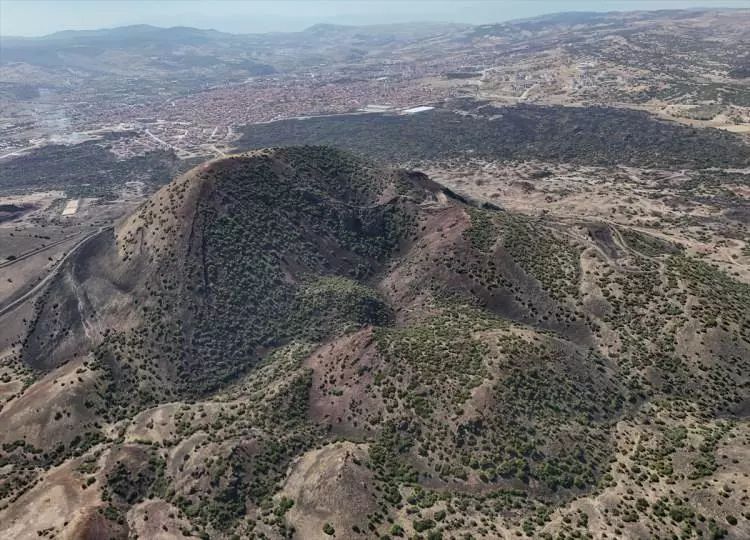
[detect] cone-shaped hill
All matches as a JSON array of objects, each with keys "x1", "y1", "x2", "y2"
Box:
[
  {"x1": 1, "y1": 146, "x2": 749, "y2": 539},
  {"x1": 21, "y1": 146, "x2": 442, "y2": 409}
]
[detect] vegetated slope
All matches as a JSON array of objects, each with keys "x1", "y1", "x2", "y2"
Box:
[
  {"x1": 0, "y1": 140, "x2": 193, "y2": 197},
  {"x1": 19, "y1": 146, "x2": 424, "y2": 411},
  {"x1": 238, "y1": 104, "x2": 750, "y2": 168},
  {"x1": 0, "y1": 146, "x2": 749, "y2": 540}
]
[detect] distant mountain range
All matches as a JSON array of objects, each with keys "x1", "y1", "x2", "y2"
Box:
[
  {"x1": 0, "y1": 20, "x2": 471, "y2": 82},
  {"x1": 1, "y1": 9, "x2": 742, "y2": 78},
  {"x1": 0, "y1": 21, "x2": 468, "y2": 48}
]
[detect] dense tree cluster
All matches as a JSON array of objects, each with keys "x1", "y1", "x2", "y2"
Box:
[{"x1": 239, "y1": 105, "x2": 750, "y2": 169}]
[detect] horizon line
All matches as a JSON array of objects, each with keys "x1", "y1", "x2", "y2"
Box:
[{"x1": 2, "y1": 5, "x2": 746, "y2": 40}]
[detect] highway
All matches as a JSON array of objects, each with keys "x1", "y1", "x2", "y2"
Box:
[
  {"x1": 0, "y1": 233, "x2": 84, "y2": 270},
  {"x1": 0, "y1": 227, "x2": 111, "y2": 318}
]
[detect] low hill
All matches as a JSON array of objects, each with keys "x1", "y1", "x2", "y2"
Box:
[{"x1": 0, "y1": 146, "x2": 748, "y2": 539}]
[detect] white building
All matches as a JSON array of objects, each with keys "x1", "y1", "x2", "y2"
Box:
[{"x1": 401, "y1": 106, "x2": 435, "y2": 115}]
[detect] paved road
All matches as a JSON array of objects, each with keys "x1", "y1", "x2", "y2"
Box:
[
  {"x1": 0, "y1": 233, "x2": 84, "y2": 270},
  {"x1": 519, "y1": 83, "x2": 539, "y2": 101},
  {"x1": 145, "y1": 129, "x2": 172, "y2": 149},
  {"x1": 0, "y1": 143, "x2": 42, "y2": 160},
  {"x1": 209, "y1": 144, "x2": 227, "y2": 157},
  {"x1": 0, "y1": 227, "x2": 111, "y2": 318}
]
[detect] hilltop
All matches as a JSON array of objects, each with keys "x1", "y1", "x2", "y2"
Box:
[{"x1": 0, "y1": 146, "x2": 749, "y2": 539}]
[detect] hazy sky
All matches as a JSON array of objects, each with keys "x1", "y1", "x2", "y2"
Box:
[{"x1": 2, "y1": 0, "x2": 750, "y2": 36}]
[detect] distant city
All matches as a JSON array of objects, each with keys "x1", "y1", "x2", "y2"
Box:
[{"x1": 2, "y1": 11, "x2": 746, "y2": 166}]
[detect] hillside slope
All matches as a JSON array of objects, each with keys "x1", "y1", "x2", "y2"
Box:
[{"x1": 0, "y1": 146, "x2": 748, "y2": 540}]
